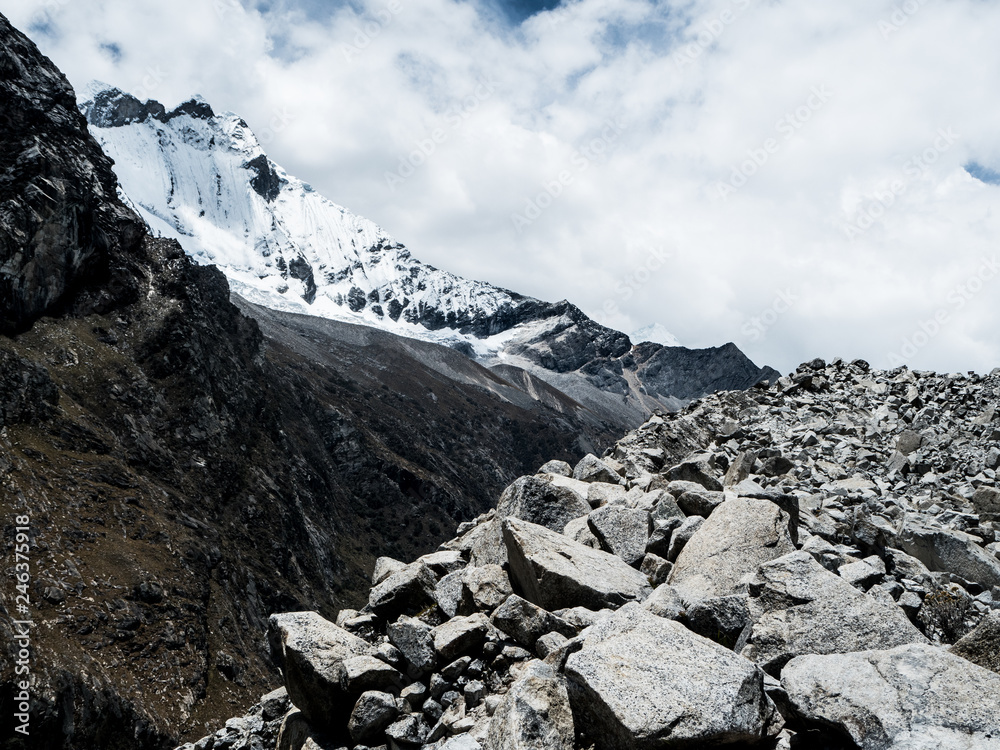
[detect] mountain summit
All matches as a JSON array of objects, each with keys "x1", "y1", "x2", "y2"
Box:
[{"x1": 80, "y1": 84, "x2": 777, "y2": 427}]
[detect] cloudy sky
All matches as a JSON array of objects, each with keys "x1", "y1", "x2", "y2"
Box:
[{"x1": 6, "y1": 0, "x2": 1000, "y2": 374}]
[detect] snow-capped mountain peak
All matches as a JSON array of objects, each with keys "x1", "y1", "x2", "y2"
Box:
[
  {"x1": 79, "y1": 84, "x2": 777, "y2": 423},
  {"x1": 631, "y1": 323, "x2": 681, "y2": 347},
  {"x1": 80, "y1": 84, "x2": 537, "y2": 354}
]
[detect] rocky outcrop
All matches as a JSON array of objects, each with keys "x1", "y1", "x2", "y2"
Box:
[{"x1": 0, "y1": 15, "x2": 145, "y2": 334}]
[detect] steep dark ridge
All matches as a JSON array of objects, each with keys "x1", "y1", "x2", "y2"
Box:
[
  {"x1": 633, "y1": 341, "x2": 782, "y2": 402},
  {"x1": 0, "y1": 15, "x2": 619, "y2": 749},
  {"x1": 0, "y1": 23, "x2": 146, "y2": 334}
]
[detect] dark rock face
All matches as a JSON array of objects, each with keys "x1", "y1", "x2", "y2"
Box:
[
  {"x1": 286, "y1": 254, "x2": 317, "y2": 303},
  {"x1": 0, "y1": 14, "x2": 619, "y2": 750},
  {"x1": 634, "y1": 342, "x2": 781, "y2": 401},
  {"x1": 80, "y1": 86, "x2": 213, "y2": 128},
  {"x1": 0, "y1": 20, "x2": 146, "y2": 334},
  {"x1": 244, "y1": 154, "x2": 282, "y2": 203}
]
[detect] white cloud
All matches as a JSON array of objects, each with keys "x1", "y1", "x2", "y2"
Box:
[{"x1": 5, "y1": 0, "x2": 1000, "y2": 374}]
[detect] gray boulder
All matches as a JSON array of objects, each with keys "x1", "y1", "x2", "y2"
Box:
[
  {"x1": 385, "y1": 713, "x2": 431, "y2": 746},
  {"x1": 669, "y1": 498, "x2": 795, "y2": 602},
  {"x1": 639, "y1": 553, "x2": 672, "y2": 586},
  {"x1": 387, "y1": 614, "x2": 437, "y2": 674},
  {"x1": 491, "y1": 594, "x2": 577, "y2": 649},
  {"x1": 538, "y1": 459, "x2": 572, "y2": 476},
  {"x1": 587, "y1": 504, "x2": 651, "y2": 566},
  {"x1": 649, "y1": 490, "x2": 685, "y2": 523},
  {"x1": 685, "y1": 595, "x2": 750, "y2": 648},
  {"x1": 665, "y1": 515, "x2": 704, "y2": 562},
  {"x1": 950, "y1": 610, "x2": 1000, "y2": 674},
  {"x1": 441, "y1": 515, "x2": 507, "y2": 567},
  {"x1": 460, "y1": 564, "x2": 513, "y2": 613},
  {"x1": 497, "y1": 475, "x2": 591, "y2": 534},
  {"x1": 644, "y1": 518, "x2": 682, "y2": 559},
  {"x1": 348, "y1": 690, "x2": 400, "y2": 743},
  {"x1": 782, "y1": 643, "x2": 1000, "y2": 750},
  {"x1": 573, "y1": 453, "x2": 624, "y2": 484},
  {"x1": 431, "y1": 613, "x2": 491, "y2": 663},
  {"x1": 502, "y1": 517, "x2": 652, "y2": 611},
  {"x1": 563, "y1": 516, "x2": 600, "y2": 548},
  {"x1": 435, "y1": 569, "x2": 466, "y2": 618},
  {"x1": 369, "y1": 560, "x2": 438, "y2": 619},
  {"x1": 483, "y1": 660, "x2": 575, "y2": 750},
  {"x1": 372, "y1": 556, "x2": 407, "y2": 585},
  {"x1": 664, "y1": 453, "x2": 723, "y2": 491},
  {"x1": 972, "y1": 485, "x2": 1000, "y2": 516},
  {"x1": 586, "y1": 482, "x2": 628, "y2": 507},
  {"x1": 740, "y1": 551, "x2": 927, "y2": 674},
  {"x1": 673, "y1": 488, "x2": 725, "y2": 518},
  {"x1": 897, "y1": 518, "x2": 1000, "y2": 588},
  {"x1": 268, "y1": 612, "x2": 399, "y2": 732},
  {"x1": 642, "y1": 584, "x2": 685, "y2": 621},
  {"x1": 565, "y1": 603, "x2": 780, "y2": 749}
]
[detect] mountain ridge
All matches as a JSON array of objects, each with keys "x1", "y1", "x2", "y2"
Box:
[{"x1": 79, "y1": 84, "x2": 778, "y2": 426}]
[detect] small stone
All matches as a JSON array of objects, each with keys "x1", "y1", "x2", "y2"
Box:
[
  {"x1": 573, "y1": 454, "x2": 625, "y2": 484},
  {"x1": 441, "y1": 655, "x2": 472, "y2": 680},
  {"x1": 463, "y1": 679, "x2": 486, "y2": 708},
  {"x1": 535, "y1": 631, "x2": 569, "y2": 658},
  {"x1": 538, "y1": 459, "x2": 572, "y2": 476},
  {"x1": 348, "y1": 690, "x2": 400, "y2": 743},
  {"x1": 639, "y1": 552, "x2": 672, "y2": 586}
]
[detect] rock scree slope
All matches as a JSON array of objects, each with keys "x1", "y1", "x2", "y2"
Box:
[{"x1": 186, "y1": 357, "x2": 1000, "y2": 750}]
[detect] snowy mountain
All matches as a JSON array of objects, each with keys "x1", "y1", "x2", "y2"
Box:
[
  {"x1": 631, "y1": 323, "x2": 681, "y2": 347},
  {"x1": 79, "y1": 83, "x2": 541, "y2": 356},
  {"x1": 80, "y1": 84, "x2": 777, "y2": 423}
]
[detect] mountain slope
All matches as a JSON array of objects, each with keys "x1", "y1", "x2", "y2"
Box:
[
  {"x1": 80, "y1": 86, "x2": 778, "y2": 425},
  {"x1": 0, "y1": 15, "x2": 619, "y2": 749}
]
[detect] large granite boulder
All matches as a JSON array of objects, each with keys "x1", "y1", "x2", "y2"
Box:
[
  {"x1": 497, "y1": 474, "x2": 591, "y2": 533},
  {"x1": 782, "y1": 643, "x2": 1000, "y2": 750},
  {"x1": 267, "y1": 612, "x2": 399, "y2": 732},
  {"x1": 483, "y1": 660, "x2": 575, "y2": 750},
  {"x1": 502, "y1": 517, "x2": 651, "y2": 611},
  {"x1": 897, "y1": 518, "x2": 1000, "y2": 588},
  {"x1": 740, "y1": 552, "x2": 927, "y2": 674},
  {"x1": 565, "y1": 603, "x2": 781, "y2": 749},
  {"x1": 668, "y1": 497, "x2": 796, "y2": 602}
]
